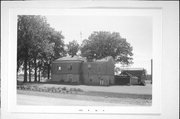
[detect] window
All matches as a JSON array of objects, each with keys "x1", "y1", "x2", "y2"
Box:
[{"x1": 58, "y1": 66, "x2": 61, "y2": 70}]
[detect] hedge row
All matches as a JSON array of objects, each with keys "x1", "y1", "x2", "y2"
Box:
[{"x1": 17, "y1": 85, "x2": 84, "y2": 94}]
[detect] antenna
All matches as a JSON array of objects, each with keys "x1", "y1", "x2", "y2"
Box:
[{"x1": 80, "y1": 32, "x2": 82, "y2": 41}]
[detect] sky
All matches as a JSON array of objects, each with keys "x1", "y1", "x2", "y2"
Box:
[{"x1": 46, "y1": 15, "x2": 152, "y2": 74}]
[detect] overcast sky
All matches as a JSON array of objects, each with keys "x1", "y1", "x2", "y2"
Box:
[{"x1": 46, "y1": 15, "x2": 152, "y2": 74}]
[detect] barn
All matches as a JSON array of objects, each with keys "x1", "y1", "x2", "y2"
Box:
[
  {"x1": 51, "y1": 56, "x2": 115, "y2": 86},
  {"x1": 115, "y1": 68, "x2": 147, "y2": 85}
]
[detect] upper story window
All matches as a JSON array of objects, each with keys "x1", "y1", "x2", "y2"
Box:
[
  {"x1": 68, "y1": 64, "x2": 72, "y2": 70},
  {"x1": 88, "y1": 64, "x2": 91, "y2": 70}
]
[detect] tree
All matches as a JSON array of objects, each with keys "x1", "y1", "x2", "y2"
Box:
[
  {"x1": 67, "y1": 40, "x2": 79, "y2": 57},
  {"x1": 17, "y1": 15, "x2": 35, "y2": 82},
  {"x1": 81, "y1": 31, "x2": 133, "y2": 65},
  {"x1": 17, "y1": 15, "x2": 65, "y2": 82}
]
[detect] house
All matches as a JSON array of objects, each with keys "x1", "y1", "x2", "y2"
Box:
[
  {"x1": 51, "y1": 56, "x2": 85, "y2": 84},
  {"x1": 82, "y1": 56, "x2": 115, "y2": 86},
  {"x1": 51, "y1": 56, "x2": 115, "y2": 86}
]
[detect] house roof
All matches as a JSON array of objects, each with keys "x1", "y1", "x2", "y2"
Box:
[
  {"x1": 54, "y1": 56, "x2": 86, "y2": 62},
  {"x1": 95, "y1": 56, "x2": 115, "y2": 63},
  {"x1": 54, "y1": 56, "x2": 114, "y2": 63}
]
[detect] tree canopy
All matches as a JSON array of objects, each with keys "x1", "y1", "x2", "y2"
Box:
[
  {"x1": 81, "y1": 31, "x2": 133, "y2": 65},
  {"x1": 66, "y1": 40, "x2": 80, "y2": 57}
]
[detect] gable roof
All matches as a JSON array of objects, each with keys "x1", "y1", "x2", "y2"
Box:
[
  {"x1": 121, "y1": 69, "x2": 146, "y2": 78},
  {"x1": 125, "y1": 72, "x2": 138, "y2": 79}
]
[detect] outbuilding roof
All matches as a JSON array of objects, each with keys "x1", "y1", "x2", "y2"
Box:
[
  {"x1": 125, "y1": 72, "x2": 138, "y2": 79},
  {"x1": 120, "y1": 69, "x2": 146, "y2": 78}
]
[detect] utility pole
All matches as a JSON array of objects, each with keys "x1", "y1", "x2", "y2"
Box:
[{"x1": 151, "y1": 59, "x2": 153, "y2": 84}]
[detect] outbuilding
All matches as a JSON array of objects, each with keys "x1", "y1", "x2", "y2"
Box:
[
  {"x1": 117, "y1": 68, "x2": 147, "y2": 85},
  {"x1": 115, "y1": 72, "x2": 138, "y2": 85}
]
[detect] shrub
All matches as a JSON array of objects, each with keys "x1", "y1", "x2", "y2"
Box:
[{"x1": 62, "y1": 87, "x2": 66, "y2": 90}]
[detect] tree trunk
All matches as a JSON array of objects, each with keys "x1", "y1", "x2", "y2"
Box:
[
  {"x1": 34, "y1": 58, "x2": 37, "y2": 82},
  {"x1": 23, "y1": 57, "x2": 28, "y2": 83},
  {"x1": 28, "y1": 61, "x2": 31, "y2": 82},
  {"x1": 47, "y1": 63, "x2": 50, "y2": 80},
  {"x1": 38, "y1": 67, "x2": 41, "y2": 82}
]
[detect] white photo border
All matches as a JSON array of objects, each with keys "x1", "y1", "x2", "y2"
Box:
[{"x1": 3, "y1": 4, "x2": 162, "y2": 115}]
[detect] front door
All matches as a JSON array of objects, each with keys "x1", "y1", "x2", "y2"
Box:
[
  {"x1": 67, "y1": 74, "x2": 73, "y2": 83},
  {"x1": 87, "y1": 64, "x2": 92, "y2": 84}
]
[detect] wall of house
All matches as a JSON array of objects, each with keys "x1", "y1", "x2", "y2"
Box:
[
  {"x1": 82, "y1": 75, "x2": 114, "y2": 86},
  {"x1": 51, "y1": 61, "x2": 83, "y2": 84},
  {"x1": 51, "y1": 61, "x2": 82, "y2": 74},
  {"x1": 51, "y1": 74, "x2": 80, "y2": 84},
  {"x1": 51, "y1": 57, "x2": 115, "y2": 85},
  {"x1": 82, "y1": 61, "x2": 114, "y2": 85}
]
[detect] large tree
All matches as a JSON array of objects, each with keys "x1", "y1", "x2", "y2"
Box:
[
  {"x1": 66, "y1": 40, "x2": 79, "y2": 57},
  {"x1": 43, "y1": 29, "x2": 65, "y2": 79},
  {"x1": 81, "y1": 31, "x2": 133, "y2": 65}
]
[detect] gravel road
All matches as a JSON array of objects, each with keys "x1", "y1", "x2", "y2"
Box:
[
  {"x1": 17, "y1": 90, "x2": 151, "y2": 106},
  {"x1": 17, "y1": 94, "x2": 130, "y2": 106}
]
